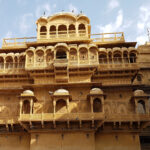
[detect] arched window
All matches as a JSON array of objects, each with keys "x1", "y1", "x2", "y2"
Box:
[
  {"x1": 78, "y1": 24, "x2": 86, "y2": 36},
  {"x1": 36, "y1": 50, "x2": 44, "y2": 63},
  {"x1": 22, "y1": 100, "x2": 30, "y2": 114},
  {"x1": 99, "y1": 54, "x2": 107, "y2": 64},
  {"x1": 40, "y1": 26, "x2": 47, "y2": 38},
  {"x1": 69, "y1": 48, "x2": 77, "y2": 60},
  {"x1": 19, "y1": 56, "x2": 25, "y2": 68},
  {"x1": 79, "y1": 48, "x2": 88, "y2": 60},
  {"x1": 93, "y1": 98, "x2": 102, "y2": 112},
  {"x1": 5, "y1": 56, "x2": 13, "y2": 69},
  {"x1": 58, "y1": 25, "x2": 67, "y2": 35},
  {"x1": 130, "y1": 53, "x2": 136, "y2": 63},
  {"x1": 69, "y1": 24, "x2": 76, "y2": 36},
  {"x1": 108, "y1": 52, "x2": 112, "y2": 64},
  {"x1": 137, "y1": 100, "x2": 146, "y2": 114},
  {"x1": 56, "y1": 99, "x2": 67, "y2": 113},
  {"x1": 27, "y1": 51, "x2": 34, "y2": 64},
  {"x1": 56, "y1": 50, "x2": 67, "y2": 59},
  {"x1": 89, "y1": 47, "x2": 97, "y2": 60},
  {"x1": 46, "y1": 51, "x2": 53, "y2": 64},
  {"x1": 123, "y1": 52, "x2": 129, "y2": 63},
  {"x1": 14, "y1": 56, "x2": 18, "y2": 68},
  {"x1": 50, "y1": 25, "x2": 56, "y2": 37},
  {"x1": 0, "y1": 57, "x2": 4, "y2": 69},
  {"x1": 113, "y1": 53, "x2": 122, "y2": 64}
]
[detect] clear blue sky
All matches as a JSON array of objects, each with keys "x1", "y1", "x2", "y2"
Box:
[{"x1": 0, "y1": 0, "x2": 150, "y2": 46}]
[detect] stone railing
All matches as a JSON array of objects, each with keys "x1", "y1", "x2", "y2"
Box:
[{"x1": 19, "y1": 112, "x2": 104, "y2": 122}]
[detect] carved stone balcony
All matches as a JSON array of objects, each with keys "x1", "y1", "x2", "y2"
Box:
[
  {"x1": 0, "y1": 63, "x2": 25, "y2": 74},
  {"x1": 106, "y1": 114, "x2": 150, "y2": 122},
  {"x1": 19, "y1": 112, "x2": 104, "y2": 122},
  {"x1": 99, "y1": 57, "x2": 139, "y2": 71},
  {"x1": 54, "y1": 59, "x2": 68, "y2": 68}
]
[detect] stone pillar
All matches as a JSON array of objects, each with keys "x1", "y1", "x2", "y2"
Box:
[
  {"x1": 56, "y1": 25, "x2": 58, "y2": 38},
  {"x1": 30, "y1": 99, "x2": 33, "y2": 115},
  {"x1": 53, "y1": 100, "x2": 56, "y2": 114},
  {"x1": 90, "y1": 97, "x2": 93, "y2": 113},
  {"x1": 47, "y1": 25, "x2": 50, "y2": 39},
  {"x1": 67, "y1": 99, "x2": 69, "y2": 113},
  {"x1": 20, "y1": 100, "x2": 23, "y2": 115}
]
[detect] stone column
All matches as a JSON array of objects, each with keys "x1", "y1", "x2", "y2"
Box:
[{"x1": 30, "y1": 99, "x2": 33, "y2": 115}]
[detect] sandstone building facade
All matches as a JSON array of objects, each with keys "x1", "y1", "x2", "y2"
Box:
[{"x1": 0, "y1": 12, "x2": 150, "y2": 150}]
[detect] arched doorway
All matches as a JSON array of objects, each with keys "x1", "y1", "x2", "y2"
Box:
[
  {"x1": 99, "y1": 54, "x2": 107, "y2": 64},
  {"x1": 56, "y1": 50, "x2": 67, "y2": 59},
  {"x1": 22, "y1": 100, "x2": 30, "y2": 114},
  {"x1": 56, "y1": 99, "x2": 67, "y2": 113},
  {"x1": 130, "y1": 53, "x2": 136, "y2": 63},
  {"x1": 137, "y1": 100, "x2": 146, "y2": 114},
  {"x1": 58, "y1": 25, "x2": 67, "y2": 36},
  {"x1": 69, "y1": 24, "x2": 76, "y2": 37},
  {"x1": 5, "y1": 56, "x2": 13, "y2": 69},
  {"x1": 40, "y1": 26, "x2": 47, "y2": 38},
  {"x1": 50, "y1": 25, "x2": 56, "y2": 37},
  {"x1": 93, "y1": 98, "x2": 102, "y2": 112},
  {"x1": 78, "y1": 24, "x2": 86, "y2": 36}
]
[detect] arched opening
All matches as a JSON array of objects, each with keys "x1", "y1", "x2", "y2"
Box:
[
  {"x1": 69, "y1": 24, "x2": 76, "y2": 36},
  {"x1": 89, "y1": 47, "x2": 97, "y2": 60},
  {"x1": 78, "y1": 24, "x2": 86, "y2": 36},
  {"x1": 46, "y1": 51, "x2": 54, "y2": 65},
  {"x1": 113, "y1": 53, "x2": 122, "y2": 64},
  {"x1": 0, "y1": 57, "x2": 4, "y2": 69},
  {"x1": 93, "y1": 98, "x2": 102, "y2": 112},
  {"x1": 56, "y1": 99, "x2": 67, "y2": 113},
  {"x1": 50, "y1": 25, "x2": 56, "y2": 37},
  {"x1": 22, "y1": 100, "x2": 30, "y2": 114},
  {"x1": 99, "y1": 54, "x2": 107, "y2": 64},
  {"x1": 69, "y1": 48, "x2": 77, "y2": 60},
  {"x1": 137, "y1": 100, "x2": 146, "y2": 114},
  {"x1": 36, "y1": 50, "x2": 44, "y2": 63},
  {"x1": 58, "y1": 25, "x2": 67, "y2": 35},
  {"x1": 14, "y1": 56, "x2": 18, "y2": 68},
  {"x1": 56, "y1": 50, "x2": 67, "y2": 59},
  {"x1": 19, "y1": 56, "x2": 25, "y2": 68},
  {"x1": 5, "y1": 56, "x2": 13, "y2": 69},
  {"x1": 130, "y1": 53, "x2": 136, "y2": 63},
  {"x1": 40, "y1": 26, "x2": 47, "y2": 38},
  {"x1": 79, "y1": 48, "x2": 88, "y2": 60},
  {"x1": 123, "y1": 52, "x2": 129, "y2": 63},
  {"x1": 27, "y1": 51, "x2": 34, "y2": 64},
  {"x1": 108, "y1": 52, "x2": 112, "y2": 64}
]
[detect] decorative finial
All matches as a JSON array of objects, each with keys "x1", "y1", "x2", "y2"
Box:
[
  {"x1": 80, "y1": 10, "x2": 83, "y2": 14},
  {"x1": 147, "y1": 28, "x2": 150, "y2": 42},
  {"x1": 72, "y1": 10, "x2": 74, "y2": 13}
]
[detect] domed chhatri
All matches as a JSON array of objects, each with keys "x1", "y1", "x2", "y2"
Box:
[
  {"x1": 54, "y1": 89, "x2": 69, "y2": 96},
  {"x1": 90, "y1": 88, "x2": 104, "y2": 95},
  {"x1": 22, "y1": 90, "x2": 34, "y2": 96},
  {"x1": 134, "y1": 89, "x2": 145, "y2": 97}
]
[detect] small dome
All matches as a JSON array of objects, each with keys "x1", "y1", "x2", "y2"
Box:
[
  {"x1": 54, "y1": 89, "x2": 69, "y2": 95},
  {"x1": 90, "y1": 88, "x2": 103, "y2": 95},
  {"x1": 23, "y1": 90, "x2": 34, "y2": 96},
  {"x1": 134, "y1": 90, "x2": 144, "y2": 96}
]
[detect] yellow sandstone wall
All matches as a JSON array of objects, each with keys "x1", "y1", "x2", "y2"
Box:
[
  {"x1": 30, "y1": 132, "x2": 95, "y2": 150},
  {"x1": 95, "y1": 132, "x2": 141, "y2": 150},
  {"x1": 0, "y1": 134, "x2": 30, "y2": 150},
  {"x1": 0, "y1": 132, "x2": 141, "y2": 150}
]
